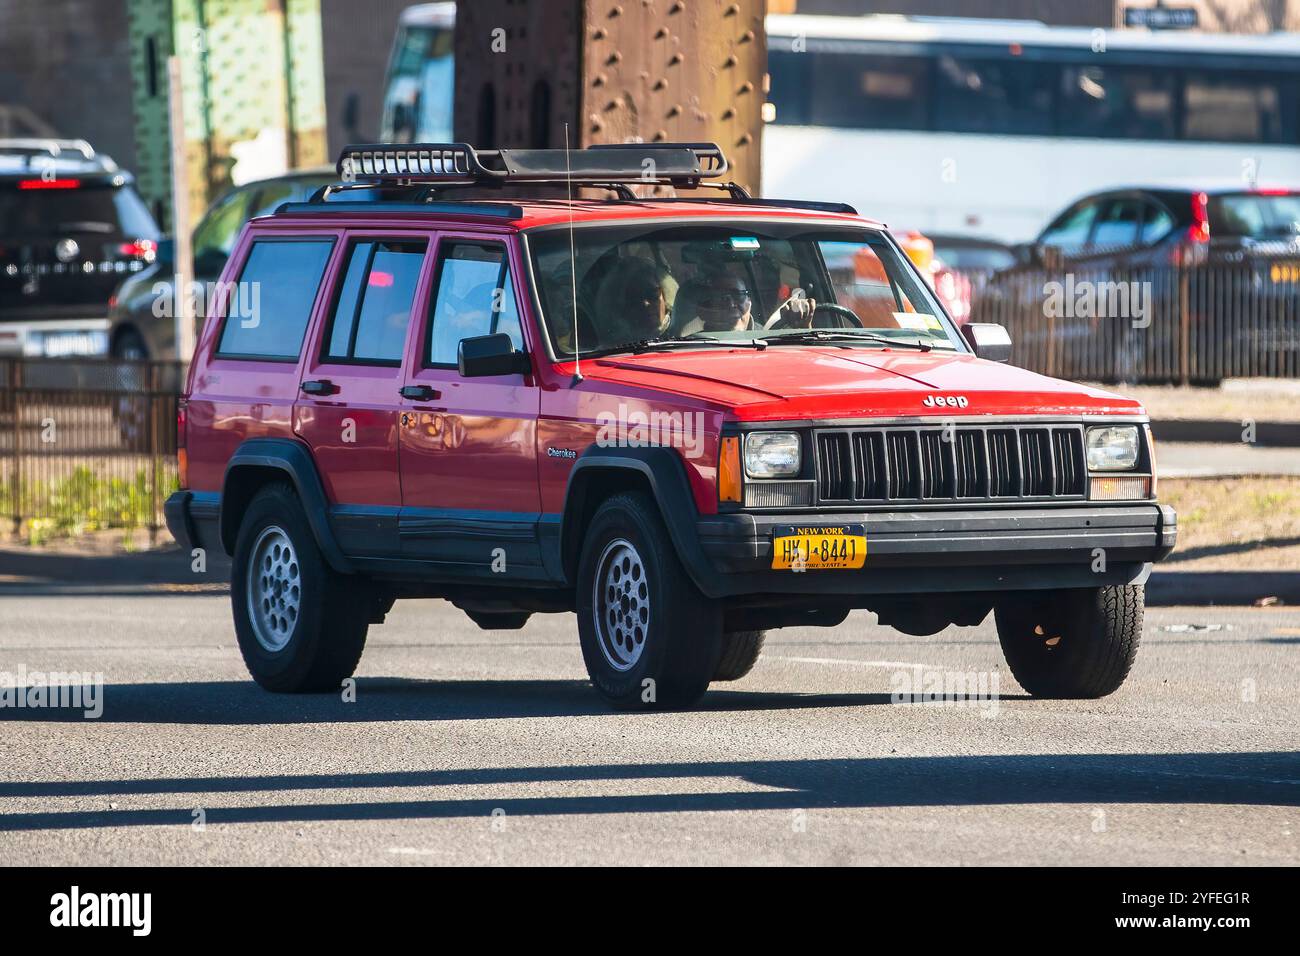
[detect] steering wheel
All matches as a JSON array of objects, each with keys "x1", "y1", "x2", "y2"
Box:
[
  {"x1": 811, "y1": 302, "x2": 864, "y2": 329},
  {"x1": 767, "y1": 301, "x2": 865, "y2": 331}
]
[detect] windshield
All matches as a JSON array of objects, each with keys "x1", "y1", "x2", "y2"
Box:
[{"x1": 527, "y1": 223, "x2": 962, "y2": 358}]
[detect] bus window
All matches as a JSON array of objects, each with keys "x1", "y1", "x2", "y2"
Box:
[
  {"x1": 809, "y1": 53, "x2": 929, "y2": 131},
  {"x1": 1058, "y1": 66, "x2": 1177, "y2": 141},
  {"x1": 933, "y1": 56, "x2": 1053, "y2": 135},
  {"x1": 1184, "y1": 73, "x2": 1291, "y2": 144}
]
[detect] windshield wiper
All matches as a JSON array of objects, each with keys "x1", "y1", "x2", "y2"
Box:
[
  {"x1": 765, "y1": 329, "x2": 936, "y2": 352},
  {"x1": 581, "y1": 336, "x2": 766, "y2": 359}
]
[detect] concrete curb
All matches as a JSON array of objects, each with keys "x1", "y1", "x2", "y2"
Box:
[
  {"x1": 1147, "y1": 571, "x2": 1299, "y2": 606},
  {"x1": 1151, "y1": 419, "x2": 1300, "y2": 447}
]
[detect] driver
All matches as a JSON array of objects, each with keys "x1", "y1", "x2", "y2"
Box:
[
  {"x1": 677, "y1": 269, "x2": 756, "y2": 335},
  {"x1": 678, "y1": 268, "x2": 818, "y2": 335}
]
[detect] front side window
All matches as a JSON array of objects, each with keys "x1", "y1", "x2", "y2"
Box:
[
  {"x1": 216, "y1": 238, "x2": 334, "y2": 360},
  {"x1": 193, "y1": 188, "x2": 253, "y2": 278},
  {"x1": 426, "y1": 242, "x2": 524, "y2": 366},
  {"x1": 323, "y1": 239, "x2": 427, "y2": 365},
  {"x1": 1040, "y1": 203, "x2": 1099, "y2": 249},
  {"x1": 1090, "y1": 199, "x2": 1142, "y2": 249},
  {"x1": 527, "y1": 224, "x2": 959, "y2": 358}
]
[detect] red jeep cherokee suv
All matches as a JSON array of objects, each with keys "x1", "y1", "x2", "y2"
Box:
[{"x1": 166, "y1": 143, "x2": 1176, "y2": 708}]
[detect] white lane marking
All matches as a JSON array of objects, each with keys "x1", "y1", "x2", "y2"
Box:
[{"x1": 770, "y1": 656, "x2": 935, "y2": 670}]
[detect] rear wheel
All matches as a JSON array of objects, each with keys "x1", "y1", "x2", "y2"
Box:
[
  {"x1": 231, "y1": 482, "x2": 370, "y2": 692},
  {"x1": 713, "y1": 630, "x2": 765, "y2": 681},
  {"x1": 576, "y1": 492, "x2": 722, "y2": 708},
  {"x1": 994, "y1": 585, "x2": 1143, "y2": 699}
]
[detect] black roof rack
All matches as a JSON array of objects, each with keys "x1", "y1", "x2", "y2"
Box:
[
  {"x1": 314, "y1": 141, "x2": 748, "y2": 203},
  {"x1": 282, "y1": 142, "x2": 863, "y2": 219}
]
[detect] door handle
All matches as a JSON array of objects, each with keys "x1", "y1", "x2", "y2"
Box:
[
  {"x1": 399, "y1": 384, "x2": 441, "y2": 401},
  {"x1": 300, "y1": 379, "x2": 337, "y2": 396}
]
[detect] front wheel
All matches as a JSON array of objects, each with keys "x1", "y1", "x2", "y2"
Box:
[
  {"x1": 994, "y1": 585, "x2": 1143, "y2": 699},
  {"x1": 576, "y1": 492, "x2": 722, "y2": 708},
  {"x1": 231, "y1": 482, "x2": 370, "y2": 692}
]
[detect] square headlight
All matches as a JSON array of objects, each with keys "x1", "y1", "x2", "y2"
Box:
[
  {"x1": 744, "y1": 431, "x2": 801, "y2": 478},
  {"x1": 1086, "y1": 425, "x2": 1140, "y2": 471}
]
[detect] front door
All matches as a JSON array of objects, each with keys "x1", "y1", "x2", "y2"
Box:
[
  {"x1": 397, "y1": 233, "x2": 544, "y2": 578},
  {"x1": 295, "y1": 233, "x2": 431, "y2": 557}
]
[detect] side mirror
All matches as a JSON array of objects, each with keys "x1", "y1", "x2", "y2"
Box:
[
  {"x1": 962, "y1": 323, "x2": 1012, "y2": 363},
  {"x1": 458, "y1": 333, "x2": 530, "y2": 378}
]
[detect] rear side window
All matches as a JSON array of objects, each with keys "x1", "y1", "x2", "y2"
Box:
[
  {"x1": 216, "y1": 238, "x2": 334, "y2": 360},
  {"x1": 426, "y1": 242, "x2": 524, "y2": 366},
  {"x1": 322, "y1": 239, "x2": 427, "y2": 365}
]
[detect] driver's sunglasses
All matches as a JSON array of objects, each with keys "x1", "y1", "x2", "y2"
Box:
[{"x1": 699, "y1": 290, "x2": 751, "y2": 308}]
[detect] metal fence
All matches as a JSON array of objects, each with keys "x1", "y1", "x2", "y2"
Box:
[
  {"x1": 964, "y1": 261, "x2": 1300, "y2": 384},
  {"x1": 0, "y1": 359, "x2": 184, "y2": 542}
]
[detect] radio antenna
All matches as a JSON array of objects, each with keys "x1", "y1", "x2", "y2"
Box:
[{"x1": 565, "y1": 122, "x2": 583, "y2": 384}]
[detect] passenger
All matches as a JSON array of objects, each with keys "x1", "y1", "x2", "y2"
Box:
[{"x1": 594, "y1": 257, "x2": 671, "y2": 345}]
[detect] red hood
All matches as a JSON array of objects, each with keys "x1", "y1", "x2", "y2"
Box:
[{"x1": 575, "y1": 347, "x2": 1145, "y2": 420}]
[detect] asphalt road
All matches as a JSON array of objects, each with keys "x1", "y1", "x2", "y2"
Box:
[{"x1": 0, "y1": 586, "x2": 1297, "y2": 866}]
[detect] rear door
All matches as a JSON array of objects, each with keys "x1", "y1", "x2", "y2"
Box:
[
  {"x1": 396, "y1": 231, "x2": 544, "y2": 577},
  {"x1": 294, "y1": 231, "x2": 433, "y2": 557}
]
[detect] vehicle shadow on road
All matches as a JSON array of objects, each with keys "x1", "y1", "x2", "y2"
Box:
[
  {"x1": 0, "y1": 676, "x2": 910, "y2": 725},
  {"x1": 1, "y1": 751, "x2": 1295, "y2": 832}
]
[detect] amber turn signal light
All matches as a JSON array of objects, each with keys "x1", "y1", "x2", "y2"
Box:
[{"x1": 718, "y1": 435, "x2": 742, "y2": 503}]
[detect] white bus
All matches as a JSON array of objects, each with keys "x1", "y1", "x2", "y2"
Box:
[
  {"x1": 379, "y1": 8, "x2": 1300, "y2": 244},
  {"x1": 379, "y1": 2, "x2": 455, "y2": 145},
  {"x1": 766, "y1": 14, "x2": 1300, "y2": 242}
]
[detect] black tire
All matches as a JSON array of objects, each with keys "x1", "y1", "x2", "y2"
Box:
[
  {"x1": 231, "y1": 482, "x2": 369, "y2": 692},
  {"x1": 713, "y1": 630, "x2": 765, "y2": 681},
  {"x1": 112, "y1": 327, "x2": 149, "y2": 361},
  {"x1": 994, "y1": 585, "x2": 1143, "y2": 699},
  {"x1": 110, "y1": 328, "x2": 150, "y2": 450},
  {"x1": 576, "y1": 491, "x2": 722, "y2": 709}
]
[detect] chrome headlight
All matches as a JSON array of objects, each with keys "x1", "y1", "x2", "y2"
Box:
[
  {"x1": 744, "y1": 431, "x2": 801, "y2": 478},
  {"x1": 1086, "y1": 425, "x2": 1140, "y2": 471}
]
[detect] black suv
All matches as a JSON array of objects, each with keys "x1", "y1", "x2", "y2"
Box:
[{"x1": 0, "y1": 139, "x2": 159, "y2": 357}]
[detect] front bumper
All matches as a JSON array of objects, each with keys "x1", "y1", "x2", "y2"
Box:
[{"x1": 689, "y1": 503, "x2": 1176, "y2": 598}]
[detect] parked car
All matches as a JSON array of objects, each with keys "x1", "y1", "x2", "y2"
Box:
[
  {"x1": 926, "y1": 234, "x2": 1017, "y2": 274},
  {"x1": 0, "y1": 139, "x2": 159, "y2": 357},
  {"x1": 166, "y1": 142, "x2": 1175, "y2": 709},
  {"x1": 975, "y1": 185, "x2": 1300, "y2": 382},
  {"x1": 108, "y1": 168, "x2": 342, "y2": 361}
]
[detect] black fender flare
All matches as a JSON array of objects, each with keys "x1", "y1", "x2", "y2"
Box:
[
  {"x1": 220, "y1": 438, "x2": 354, "y2": 573},
  {"x1": 557, "y1": 445, "x2": 717, "y2": 594}
]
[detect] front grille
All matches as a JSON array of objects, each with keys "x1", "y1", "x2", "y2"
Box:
[{"x1": 815, "y1": 424, "x2": 1086, "y2": 504}]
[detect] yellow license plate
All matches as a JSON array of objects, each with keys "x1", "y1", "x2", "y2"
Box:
[{"x1": 772, "y1": 525, "x2": 867, "y2": 570}]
